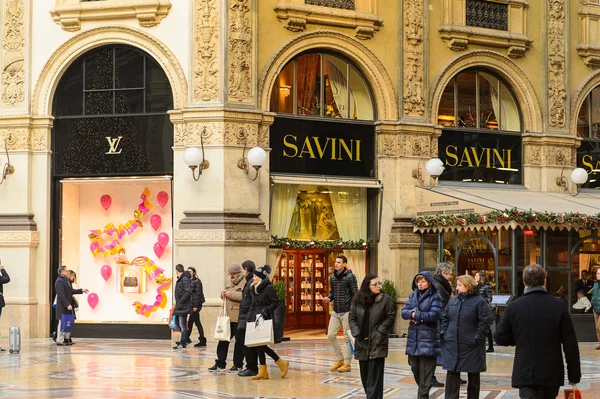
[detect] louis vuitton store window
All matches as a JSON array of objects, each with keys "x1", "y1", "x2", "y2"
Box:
[
  {"x1": 50, "y1": 45, "x2": 174, "y2": 338},
  {"x1": 268, "y1": 52, "x2": 379, "y2": 330}
]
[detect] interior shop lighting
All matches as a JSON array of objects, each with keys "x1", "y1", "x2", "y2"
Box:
[
  {"x1": 183, "y1": 127, "x2": 210, "y2": 182},
  {"x1": 413, "y1": 158, "x2": 445, "y2": 189},
  {"x1": 237, "y1": 135, "x2": 267, "y2": 181},
  {"x1": 555, "y1": 158, "x2": 588, "y2": 197},
  {"x1": 0, "y1": 136, "x2": 15, "y2": 186}
]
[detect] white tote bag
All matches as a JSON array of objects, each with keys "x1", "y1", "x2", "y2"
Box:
[
  {"x1": 213, "y1": 301, "x2": 231, "y2": 342},
  {"x1": 245, "y1": 315, "x2": 274, "y2": 347}
]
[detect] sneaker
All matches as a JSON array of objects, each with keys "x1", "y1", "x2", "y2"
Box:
[
  {"x1": 239, "y1": 368, "x2": 258, "y2": 377},
  {"x1": 229, "y1": 366, "x2": 241, "y2": 373},
  {"x1": 431, "y1": 377, "x2": 444, "y2": 387},
  {"x1": 208, "y1": 364, "x2": 225, "y2": 372},
  {"x1": 172, "y1": 344, "x2": 187, "y2": 350}
]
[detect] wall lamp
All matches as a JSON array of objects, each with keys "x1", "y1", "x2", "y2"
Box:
[
  {"x1": 0, "y1": 137, "x2": 15, "y2": 186},
  {"x1": 183, "y1": 128, "x2": 210, "y2": 181},
  {"x1": 556, "y1": 161, "x2": 588, "y2": 197},
  {"x1": 237, "y1": 137, "x2": 267, "y2": 181},
  {"x1": 413, "y1": 158, "x2": 445, "y2": 189}
]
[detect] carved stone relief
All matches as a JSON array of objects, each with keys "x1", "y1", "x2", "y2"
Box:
[
  {"x1": 228, "y1": 0, "x2": 252, "y2": 103},
  {"x1": 193, "y1": 0, "x2": 220, "y2": 102},
  {"x1": 0, "y1": 128, "x2": 28, "y2": 150},
  {"x1": 224, "y1": 123, "x2": 258, "y2": 146},
  {"x1": 403, "y1": 0, "x2": 425, "y2": 117},
  {"x1": 0, "y1": 230, "x2": 39, "y2": 247},
  {"x1": 1, "y1": 0, "x2": 26, "y2": 108},
  {"x1": 547, "y1": 0, "x2": 566, "y2": 129},
  {"x1": 543, "y1": 146, "x2": 571, "y2": 166},
  {"x1": 526, "y1": 145, "x2": 542, "y2": 165}
]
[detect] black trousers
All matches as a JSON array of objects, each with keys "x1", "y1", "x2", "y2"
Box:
[
  {"x1": 446, "y1": 370, "x2": 480, "y2": 399},
  {"x1": 359, "y1": 357, "x2": 386, "y2": 399},
  {"x1": 256, "y1": 345, "x2": 280, "y2": 365},
  {"x1": 215, "y1": 321, "x2": 244, "y2": 368},
  {"x1": 187, "y1": 306, "x2": 205, "y2": 340},
  {"x1": 518, "y1": 385, "x2": 560, "y2": 399},
  {"x1": 408, "y1": 355, "x2": 437, "y2": 399}
]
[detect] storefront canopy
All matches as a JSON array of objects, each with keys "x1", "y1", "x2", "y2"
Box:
[{"x1": 413, "y1": 185, "x2": 600, "y2": 233}]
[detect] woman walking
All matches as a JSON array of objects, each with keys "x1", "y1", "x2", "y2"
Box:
[
  {"x1": 401, "y1": 272, "x2": 442, "y2": 398},
  {"x1": 474, "y1": 270, "x2": 495, "y2": 352},
  {"x1": 187, "y1": 266, "x2": 207, "y2": 347},
  {"x1": 441, "y1": 274, "x2": 490, "y2": 399},
  {"x1": 349, "y1": 274, "x2": 396, "y2": 399},
  {"x1": 247, "y1": 265, "x2": 289, "y2": 380},
  {"x1": 65, "y1": 270, "x2": 87, "y2": 345}
]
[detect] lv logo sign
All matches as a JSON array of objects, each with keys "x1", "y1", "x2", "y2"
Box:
[{"x1": 105, "y1": 136, "x2": 123, "y2": 155}]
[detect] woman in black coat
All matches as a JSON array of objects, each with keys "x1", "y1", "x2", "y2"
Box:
[
  {"x1": 441, "y1": 274, "x2": 490, "y2": 399},
  {"x1": 186, "y1": 266, "x2": 206, "y2": 346},
  {"x1": 349, "y1": 274, "x2": 396, "y2": 399},
  {"x1": 247, "y1": 266, "x2": 288, "y2": 380},
  {"x1": 475, "y1": 270, "x2": 495, "y2": 353}
]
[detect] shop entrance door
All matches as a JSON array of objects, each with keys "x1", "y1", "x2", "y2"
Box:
[{"x1": 456, "y1": 235, "x2": 498, "y2": 280}]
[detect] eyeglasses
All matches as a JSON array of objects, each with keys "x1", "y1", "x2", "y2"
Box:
[{"x1": 370, "y1": 282, "x2": 382, "y2": 287}]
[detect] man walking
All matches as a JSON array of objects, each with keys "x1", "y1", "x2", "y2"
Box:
[
  {"x1": 55, "y1": 265, "x2": 88, "y2": 346},
  {"x1": 430, "y1": 262, "x2": 455, "y2": 388},
  {"x1": 323, "y1": 255, "x2": 358, "y2": 372},
  {"x1": 495, "y1": 264, "x2": 581, "y2": 398},
  {"x1": 0, "y1": 263, "x2": 10, "y2": 352},
  {"x1": 173, "y1": 264, "x2": 192, "y2": 349}
]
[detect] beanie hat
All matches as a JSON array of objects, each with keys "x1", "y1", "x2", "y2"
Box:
[
  {"x1": 253, "y1": 265, "x2": 270, "y2": 279},
  {"x1": 228, "y1": 263, "x2": 242, "y2": 274}
]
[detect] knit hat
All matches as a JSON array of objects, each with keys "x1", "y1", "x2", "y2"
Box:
[
  {"x1": 253, "y1": 264, "x2": 271, "y2": 279},
  {"x1": 228, "y1": 263, "x2": 242, "y2": 274}
]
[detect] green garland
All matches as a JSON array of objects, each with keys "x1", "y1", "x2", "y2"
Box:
[
  {"x1": 412, "y1": 207, "x2": 600, "y2": 229},
  {"x1": 271, "y1": 235, "x2": 372, "y2": 250}
]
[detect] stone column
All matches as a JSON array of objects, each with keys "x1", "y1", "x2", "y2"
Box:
[{"x1": 173, "y1": 0, "x2": 268, "y2": 338}]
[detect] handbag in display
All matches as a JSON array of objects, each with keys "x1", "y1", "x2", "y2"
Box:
[
  {"x1": 213, "y1": 301, "x2": 231, "y2": 342},
  {"x1": 123, "y1": 274, "x2": 139, "y2": 288},
  {"x1": 245, "y1": 314, "x2": 274, "y2": 347}
]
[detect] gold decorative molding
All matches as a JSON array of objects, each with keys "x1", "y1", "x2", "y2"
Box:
[
  {"x1": 522, "y1": 133, "x2": 580, "y2": 167},
  {"x1": 376, "y1": 123, "x2": 441, "y2": 158},
  {"x1": 403, "y1": 0, "x2": 425, "y2": 117},
  {"x1": 227, "y1": 0, "x2": 252, "y2": 103},
  {"x1": 430, "y1": 51, "x2": 542, "y2": 133},
  {"x1": 258, "y1": 30, "x2": 398, "y2": 120},
  {"x1": 0, "y1": 116, "x2": 53, "y2": 151},
  {"x1": 577, "y1": 2, "x2": 600, "y2": 69},
  {"x1": 2, "y1": 0, "x2": 26, "y2": 108},
  {"x1": 273, "y1": 1, "x2": 382, "y2": 40},
  {"x1": 547, "y1": 0, "x2": 567, "y2": 130},
  {"x1": 193, "y1": 0, "x2": 220, "y2": 103},
  {"x1": 0, "y1": 231, "x2": 40, "y2": 248},
  {"x1": 439, "y1": 0, "x2": 532, "y2": 58},
  {"x1": 49, "y1": 0, "x2": 171, "y2": 32},
  {"x1": 32, "y1": 26, "x2": 187, "y2": 116}
]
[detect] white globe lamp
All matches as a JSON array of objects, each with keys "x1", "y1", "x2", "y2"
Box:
[
  {"x1": 247, "y1": 147, "x2": 267, "y2": 167},
  {"x1": 571, "y1": 168, "x2": 588, "y2": 186}
]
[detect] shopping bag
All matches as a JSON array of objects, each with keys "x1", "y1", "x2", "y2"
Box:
[
  {"x1": 214, "y1": 301, "x2": 231, "y2": 342},
  {"x1": 564, "y1": 387, "x2": 582, "y2": 399},
  {"x1": 61, "y1": 313, "x2": 75, "y2": 333},
  {"x1": 245, "y1": 315, "x2": 274, "y2": 347},
  {"x1": 168, "y1": 307, "x2": 180, "y2": 331},
  {"x1": 346, "y1": 330, "x2": 355, "y2": 355}
]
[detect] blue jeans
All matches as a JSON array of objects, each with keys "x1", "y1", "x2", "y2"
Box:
[{"x1": 176, "y1": 314, "x2": 189, "y2": 345}]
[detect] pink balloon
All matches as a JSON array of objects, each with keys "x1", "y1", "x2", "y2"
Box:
[
  {"x1": 100, "y1": 265, "x2": 112, "y2": 281},
  {"x1": 88, "y1": 293, "x2": 99, "y2": 310},
  {"x1": 157, "y1": 232, "x2": 169, "y2": 248},
  {"x1": 157, "y1": 191, "x2": 169, "y2": 208},
  {"x1": 100, "y1": 194, "x2": 112, "y2": 211},
  {"x1": 150, "y1": 214, "x2": 162, "y2": 231},
  {"x1": 153, "y1": 242, "x2": 165, "y2": 258}
]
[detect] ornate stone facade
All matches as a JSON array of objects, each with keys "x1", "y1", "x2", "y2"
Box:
[
  {"x1": 193, "y1": 0, "x2": 220, "y2": 103},
  {"x1": 2, "y1": 0, "x2": 26, "y2": 108},
  {"x1": 227, "y1": 0, "x2": 252, "y2": 103},
  {"x1": 0, "y1": 116, "x2": 52, "y2": 151},
  {"x1": 547, "y1": 0, "x2": 567, "y2": 130},
  {"x1": 578, "y1": 1, "x2": 600, "y2": 69},
  {"x1": 403, "y1": 0, "x2": 425, "y2": 117}
]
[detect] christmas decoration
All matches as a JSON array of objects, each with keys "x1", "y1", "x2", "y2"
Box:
[{"x1": 271, "y1": 236, "x2": 372, "y2": 250}]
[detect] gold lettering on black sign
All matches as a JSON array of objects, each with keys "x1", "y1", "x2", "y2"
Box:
[
  {"x1": 444, "y1": 145, "x2": 512, "y2": 168},
  {"x1": 282, "y1": 134, "x2": 362, "y2": 161},
  {"x1": 581, "y1": 155, "x2": 600, "y2": 175},
  {"x1": 105, "y1": 136, "x2": 123, "y2": 155}
]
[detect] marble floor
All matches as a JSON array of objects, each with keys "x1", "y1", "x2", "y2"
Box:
[{"x1": 0, "y1": 336, "x2": 599, "y2": 399}]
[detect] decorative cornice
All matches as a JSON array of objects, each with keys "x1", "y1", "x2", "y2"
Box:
[
  {"x1": 390, "y1": 217, "x2": 421, "y2": 249},
  {"x1": 179, "y1": 210, "x2": 266, "y2": 230},
  {"x1": 49, "y1": 0, "x2": 172, "y2": 32},
  {"x1": 0, "y1": 231, "x2": 39, "y2": 247},
  {"x1": 0, "y1": 213, "x2": 36, "y2": 231},
  {"x1": 177, "y1": 210, "x2": 270, "y2": 245},
  {"x1": 547, "y1": 0, "x2": 567, "y2": 130},
  {"x1": 0, "y1": 115, "x2": 53, "y2": 151},
  {"x1": 438, "y1": 25, "x2": 533, "y2": 58}
]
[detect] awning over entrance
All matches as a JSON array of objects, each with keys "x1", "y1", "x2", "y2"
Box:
[
  {"x1": 413, "y1": 185, "x2": 600, "y2": 233},
  {"x1": 271, "y1": 174, "x2": 382, "y2": 188}
]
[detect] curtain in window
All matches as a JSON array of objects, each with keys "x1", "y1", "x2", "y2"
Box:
[
  {"x1": 296, "y1": 54, "x2": 320, "y2": 115},
  {"x1": 270, "y1": 183, "x2": 299, "y2": 276},
  {"x1": 480, "y1": 73, "x2": 520, "y2": 131},
  {"x1": 343, "y1": 249, "x2": 366, "y2": 287},
  {"x1": 325, "y1": 58, "x2": 353, "y2": 119},
  {"x1": 329, "y1": 186, "x2": 367, "y2": 240},
  {"x1": 269, "y1": 248, "x2": 284, "y2": 280}
]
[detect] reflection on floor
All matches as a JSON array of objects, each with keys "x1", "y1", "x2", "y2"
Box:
[{"x1": 0, "y1": 337, "x2": 599, "y2": 398}]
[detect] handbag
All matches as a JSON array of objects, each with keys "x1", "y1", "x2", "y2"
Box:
[
  {"x1": 245, "y1": 314, "x2": 274, "y2": 347},
  {"x1": 123, "y1": 274, "x2": 139, "y2": 288},
  {"x1": 213, "y1": 301, "x2": 231, "y2": 342},
  {"x1": 168, "y1": 306, "x2": 180, "y2": 331},
  {"x1": 61, "y1": 313, "x2": 75, "y2": 333},
  {"x1": 564, "y1": 387, "x2": 582, "y2": 399}
]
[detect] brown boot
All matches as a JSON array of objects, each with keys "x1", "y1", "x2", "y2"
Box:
[
  {"x1": 329, "y1": 360, "x2": 344, "y2": 372},
  {"x1": 252, "y1": 365, "x2": 269, "y2": 380},
  {"x1": 276, "y1": 358, "x2": 289, "y2": 378},
  {"x1": 337, "y1": 363, "x2": 351, "y2": 372}
]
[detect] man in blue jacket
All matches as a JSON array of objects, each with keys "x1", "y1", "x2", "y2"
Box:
[{"x1": 495, "y1": 264, "x2": 581, "y2": 398}]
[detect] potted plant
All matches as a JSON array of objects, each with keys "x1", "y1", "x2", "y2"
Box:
[
  {"x1": 272, "y1": 280, "x2": 287, "y2": 343},
  {"x1": 381, "y1": 279, "x2": 399, "y2": 338}
]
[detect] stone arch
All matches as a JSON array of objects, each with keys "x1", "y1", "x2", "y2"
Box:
[
  {"x1": 571, "y1": 70, "x2": 600, "y2": 134},
  {"x1": 430, "y1": 50, "x2": 542, "y2": 133},
  {"x1": 258, "y1": 30, "x2": 398, "y2": 121},
  {"x1": 32, "y1": 25, "x2": 188, "y2": 116}
]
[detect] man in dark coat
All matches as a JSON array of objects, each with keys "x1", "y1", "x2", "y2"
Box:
[
  {"x1": 431, "y1": 262, "x2": 455, "y2": 387},
  {"x1": 0, "y1": 263, "x2": 10, "y2": 352},
  {"x1": 574, "y1": 270, "x2": 594, "y2": 299},
  {"x1": 495, "y1": 264, "x2": 581, "y2": 398},
  {"x1": 173, "y1": 264, "x2": 192, "y2": 349},
  {"x1": 55, "y1": 265, "x2": 88, "y2": 346}
]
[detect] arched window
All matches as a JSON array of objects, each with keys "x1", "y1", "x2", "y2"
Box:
[
  {"x1": 52, "y1": 45, "x2": 174, "y2": 176},
  {"x1": 436, "y1": 69, "x2": 523, "y2": 185},
  {"x1": 576, "y1": 87, "x2": 600, "y2": 189},
  {"x1": 437, "y1": 69, "x2": 521, "y2": 132},
  {"x1": 270, "y1": 53, "x2": 375, "y2": 121}
]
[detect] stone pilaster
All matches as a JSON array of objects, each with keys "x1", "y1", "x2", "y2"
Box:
[
  {"x1": 547, "y1": 0, "x2": 568, "y2": 132},
  {"x1": 1, "y1": 0, "x2": 27, "y2": 112},
  {"x1": 402, "y1": 0, "x2": 426, "y2": 119}
]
